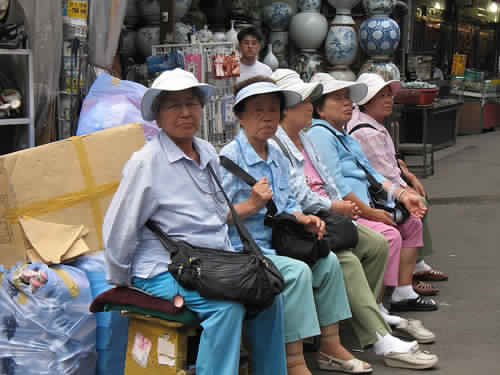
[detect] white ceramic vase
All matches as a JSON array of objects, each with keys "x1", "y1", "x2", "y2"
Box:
[
  {"x1": 226, "y1": 20, "x2": 239, "y2": 45},
  {"x1": 328, "y1": 0, "x2": 360, "y2": 25},
  {"x1": 289, "y1": 10, "x2": 328, "y2": 51},
  {"x1": 263, "y1": 43, "x2": 280, "y2": 70}
]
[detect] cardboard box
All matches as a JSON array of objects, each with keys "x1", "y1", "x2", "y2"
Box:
[{"x1": 0, "y1": 123, "x2": 146, "y2": 267}]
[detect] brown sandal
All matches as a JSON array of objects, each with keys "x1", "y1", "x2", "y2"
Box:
[
  {"x1": 413, "y1": 280, "x2": 439, "y2": 296},
  {"x1": 413, "y1": 269, "x2": 448, "y2": 282}
]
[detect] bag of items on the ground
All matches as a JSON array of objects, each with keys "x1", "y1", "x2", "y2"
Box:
[
  {"x1": 0, "y1": 262, "x2": 96, "y2": 375},
  {"x1": 71, "y1": 253, "x2": 128, "y2": 375},
  {"x1": 76, "y1": 73, "x2": 160, "y2": 140}
]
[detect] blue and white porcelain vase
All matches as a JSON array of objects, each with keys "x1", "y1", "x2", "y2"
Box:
[
  {"x1": 328, "y1": 0, "x2": 361, "y2": 25},
  {"x1": 298, "y1": 0, "x2": 322, "y2": 12},
  {"x1": 359, "y1": 16, "x2": 400, "y2": 58},
  {"x1": 289, "y1": 8, "x2": 328, "y2": 51},
  {"x1": 262, "y1": 1, "x2": 294, "y2": 31},
  {"x1": 362, "y1": 0, "x2": 395, "y2": 15},
  {"x1": 270, "y1": 31, "x2": 290, "y2": 67},
  {"x1": 295, "y1": 51, "x2": 324, "y2": 81},
  {"x1": 359, "y1": 59, "x2": 400, "y2": 80}
]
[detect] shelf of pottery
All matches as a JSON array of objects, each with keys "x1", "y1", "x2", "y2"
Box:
[{"x1": 152, "y1": 42, "x2": 239, "y2": 150}]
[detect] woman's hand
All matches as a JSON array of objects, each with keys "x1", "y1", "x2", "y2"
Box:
[
  {"x1": 368, "y1": 208, "x2": 396, "y2": 227},
  {"x1": 248, "y1": 178, "x2": 273, "y2": 211},
  {"x1": 411, "y1": 178, "x2": 426, "y2": 198},
  {"x1": 332, "y1": 200, "x2": 360, "y2": 219},
  {"x1": 295, "y1": 213, "x2": 326, "y2": 240},
  {"x1": 400, "y1": 191, "x2": 427, "y2": 218}
]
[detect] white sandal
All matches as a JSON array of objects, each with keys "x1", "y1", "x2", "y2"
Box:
[{"x1": 318, "y1": 352, "x2": 373, "y2": 374}]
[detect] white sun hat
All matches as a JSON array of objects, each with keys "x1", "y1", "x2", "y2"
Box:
[
  {"x1": 310, "y1": 72, "x2": 368, "y2": 104},
  {"x1": 271, "y1": 69, "x2": 323, "y2": 102},
  {"x1": 141, "y1": 68, "x2": 215, "y2": 121},
  {"x1": 356, "y1": 73, "x2": 401, "y2": 105},
  {"x1": 233, "y1": 81, "x2": 302, "y2": 109}
]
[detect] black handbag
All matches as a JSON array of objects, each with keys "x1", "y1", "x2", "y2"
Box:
[
  {"x1": 220, "y1": 155, "x2": 330, "y2": 265},
  {"x1": 312, "y1": 124, "x2": 410, "y2": 225},
  {"x1": 146, "y1": 163, "x2": 285, "y2": 317}
]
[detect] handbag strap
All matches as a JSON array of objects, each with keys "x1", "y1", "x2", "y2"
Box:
[
  {"x1": 311, "y1": 124, "x2": 385, "y2": 196},
  {"x1": 271, "y1": 135, "x2": 293, "y2": 164},
  {"x1": 347, "y1": 123, "x2": 377, "y2": 135},
  {"x1": 219, "y1": 155, "x2": 278, "y2": 216},
  {"x1": 146, "y1": 161, "x2": 264, "y2": 256}
]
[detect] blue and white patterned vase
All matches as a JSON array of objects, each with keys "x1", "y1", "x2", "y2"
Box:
[
  {"x1": 359, "y1": 59, "x2": 400, "y2": 80},
  {"x1": 359, "y1": 16, "x2": 400, "y2": 58},
  {"x1": 295, "y1": 51, "x2": 324, "y2": 81},
  {"x1": 270, "y1": 31, "x2": 290, "y2": 67},
  {"x1": 325, "y1": 25, "x2": 358, "y2": 66},
  {"x1": 328, "y1": 0, "x2": 361, "y2": 25},
  {"x1": 298, "y1": 0, "x2": 322, "y2": 12},
  {"x1": 362, "y1": 0, "x2": 395, "y2": 15},
  {"x1": 262, "y1": 2, "x2": 294, "y2": 31}
]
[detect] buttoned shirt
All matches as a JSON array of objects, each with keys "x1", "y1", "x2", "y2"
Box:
[
  {"x1": 219, "y1": 131, "x2": 302, "y2": 256},
  {"x1": 103, "y1": 131, "x2": 232, "y2": 286},
  {"x1": 269, "y1": 126, "x2": 342, "y2": 213},
  {"x1": 307, "y1": 119, "x2": 387, "y2": 206},
  {"x1": 346, "y1": 106, "x2": 406, "y2": 187}
]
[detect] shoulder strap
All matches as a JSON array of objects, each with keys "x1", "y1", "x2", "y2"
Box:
[
  {"x1": 311, "y1": 124, "x2": 351, "y2": 152},
  {"x1": 348, "y1": 123, "x2": 377, "y2": 135},
  {"x1": 219, "y1": 156, "x2": 278, "y2": 216},
  {"x1": 271, "y1": 135, "x2": 293, "y2": 164}
]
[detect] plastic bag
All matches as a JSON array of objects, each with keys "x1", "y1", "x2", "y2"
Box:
[
  {"x1": 76, "y1": 72, "x2": 160, "y2": 140},
  {"x1": 0, "y1": 263, "x2": 96, "y2": 375}
]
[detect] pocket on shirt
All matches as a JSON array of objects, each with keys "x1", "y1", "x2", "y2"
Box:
[{"x1": 274, "y1": 173, "x2": 291, "y2": 212}]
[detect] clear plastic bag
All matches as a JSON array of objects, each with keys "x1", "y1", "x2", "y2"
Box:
[
  {"x1": 0, "y1": 263, "x2": 96, "y2": 375},
  {"x1": 76, "y1": 72, "x2": 160, "y2": 140}
]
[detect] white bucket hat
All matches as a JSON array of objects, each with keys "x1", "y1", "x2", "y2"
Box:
[
  {"x1": 271, "y1": 69, "x2": 323, "y2": 102},
  {"x1": 356, "y1": 73, "x2": 401, "y2": 105},
  {"x1": 234, "y1": 81, "x2": 302, "y2": 109},
  {"x1": 310, "y1": 73, "x2": 368, "y2": 104},
  {"x1": 141, "y1": 68, "x2": 215, "y2": 121}
]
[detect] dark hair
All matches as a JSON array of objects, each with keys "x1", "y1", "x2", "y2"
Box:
[
  {"x1": 233, "y1": 76, "x2": 285, "y2": 120},
  {"x1": 237, "y1": 26, "x2": 263, "y2": 43},
  {"x1": 312, "y1": 94, "x2": 327, "y2": 119},
  {"x1": 151, "y1": 87, "x2": 205, "y2": 117}
]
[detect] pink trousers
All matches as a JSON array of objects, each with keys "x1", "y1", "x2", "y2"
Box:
[{"x1": 357, "y1": 216, "x2": 424, "y2": 286}]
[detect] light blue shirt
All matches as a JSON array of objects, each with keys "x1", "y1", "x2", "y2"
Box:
[
  {"x1": 103, "y1": 131, "x2": 232, "y2": 286},
  {"x1": 307, "y1": 119, "x2": 386, "y2": 206},
  {"x1": 219, "y1": 131, "x2": 302, "y2": 256}
]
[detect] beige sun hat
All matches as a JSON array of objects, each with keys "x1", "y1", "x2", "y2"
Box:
[
  {"x1": 141, "y1": 68, "x2": 215, "y2": 121},
  {"x1": 271, "y1": 69, "x2": 323, "y2": 102},
  {"x1": 310, "y1": 73, "x2": 368, "y2": 104},
  {"x1": 356, "y1": 73, "x2": 401, "y2": 105}
]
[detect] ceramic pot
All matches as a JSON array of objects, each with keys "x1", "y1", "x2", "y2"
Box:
[
  {"x1": 136, "y1": 25, "x2": 160, "y2": 58},
  {"x1": 197, "y1": 25, "x2": 213, "y2": 42},
  {"x1": 359, "y1": 58, "x2": 400, "y2": 80},
  {"x1": 138, "y1": 0, "x2": 160, "y2": 24},
  {"x1": 200, "y1": 0, "x2": 231, "y2": 31},
  {"x1": 263, "y1": 43, "x2": 279, "y2": 70},
  {"x1": 175, "y1": 22, "x2": 191, "y2": 43},
  {"x1": 362, "y1": 0, "x2": 395, "y2": 15},
  {"x1": 226, "y1": 20, "x2": 239, "y2": 45},
  {"x1": 328, "y1": 0, "x2": 360, "y2": 24},
  {"x1": 289, "y1": 10, "x2": 328, "y2": 50},
  {"x1": 120, "y1": 28, "x2": 137, "y2": 59},
  {"x1": 294, "y1": 51, "x2": 323, "y2": 81},
  {"x1": 325, "y1": 25, "x2": 358, "y2": 66},
  {"x1": 270, "y1": 31, "x2": 289, "y2": 56},
  {"x1": 262, "y1": 1, "x2": 293, "y2": 31},
  {"x1": 328, "y1": 68, "x2": 356, "y2": 81},
  {"x1": 213, "y1": 31, "x2": 227, "y2": 42},
  {"x1": 298, "y1": 0, "x2": 321, "y2": 12},
  {"x1": 359, "y1": 16, "x2": 400, "y2": 58},
  {"x1": 125, "y1": 0, "x2": 140, "y2": 27}
]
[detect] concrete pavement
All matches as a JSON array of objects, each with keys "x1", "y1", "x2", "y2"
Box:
[{"x1": 309, "y1": 130, "x2": 500, "y2": 374}]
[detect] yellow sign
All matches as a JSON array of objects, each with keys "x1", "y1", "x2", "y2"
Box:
[
  {"x1": 67, "y1": 1, "x2": 88, "y2": 19},
  {"x1": 451, "y1": 54, "x2": 467, "y2": 76}
]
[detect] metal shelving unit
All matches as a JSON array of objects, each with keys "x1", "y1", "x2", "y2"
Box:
[{"x1": 0, "y1": 48, "x2": 35, "y2": 150}]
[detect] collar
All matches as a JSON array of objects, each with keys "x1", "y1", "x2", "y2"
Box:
[
  {"x1": 236, "y1": 131, "x2": 281, "y2": 168},
  {"x1": 349, "y1": 106, "x2": 386, "y2": 132},
  {"x1": 159, "y1": 130, "x2": 215, "y2": 168},
  {"x1": 276, "y1": 126, "x2": 304, "y2": 162},
  {"x1": 311, "y1": 119, "x2": 346, "y2": 136}
]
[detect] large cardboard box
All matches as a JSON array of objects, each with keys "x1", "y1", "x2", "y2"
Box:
[{"x1": 0, "y1": 123, "x2": 146, "y2": 267}]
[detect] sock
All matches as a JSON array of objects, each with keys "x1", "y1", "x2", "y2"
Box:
[
  {"x1": 378, "y1": 303, "x2": 404, "y2": 326},
  {"x1": 414, "y1": 260, "x2": 432, "y2": 273},
  {"x1": 391, "y1": 285, "x2": 419, "y2": 302},
  {"x1": 373, "y1": 332, "x2": 418, "y2": 355}
]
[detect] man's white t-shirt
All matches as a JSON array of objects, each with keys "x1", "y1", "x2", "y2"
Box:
[{"x1": 237, "y1": 60, "x2": 272, "y2": 83}]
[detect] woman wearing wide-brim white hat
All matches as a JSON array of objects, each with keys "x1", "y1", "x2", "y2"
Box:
[
  {"x1": 306, "y1": 73, "x2": 439, "y2": 370},
  {"x1": 104, "y1": 68, "x2": 290, "y2": 375}
]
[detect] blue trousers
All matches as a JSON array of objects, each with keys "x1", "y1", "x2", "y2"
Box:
[{"x1": 133, "y1": 272, "x2": 287, "y2": 375}]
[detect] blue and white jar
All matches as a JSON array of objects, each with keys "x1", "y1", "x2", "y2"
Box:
[
  {"x1": 359, "y1": 59, "x2": 400, "y2": 80},
  {"x1": 359, "y1": 16, "x2": 400, "y2": 58},
  {"x1": 262, "y1": 1, "x2": 294, "y2": 31},
  {"x1": 362, "y1": 0, "x2": 395, "y2": 15},
  {"x1": 325, "y1": 25, "x2": 358, "y2": 66},
  {"x1": 298, "y1": 0, "x2": 322, "y2": 12}
]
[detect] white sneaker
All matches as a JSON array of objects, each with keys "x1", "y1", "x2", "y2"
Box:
[{"x1": 393, "y1": 319, "x2": 436, "y2": 344}]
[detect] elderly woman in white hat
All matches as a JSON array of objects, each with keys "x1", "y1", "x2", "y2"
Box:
[
  {"x1": 270, "y1": 69, "x2": 437, "y2": 370},
  {"x1": 347, "y1": 73, "x2": 448, "y2": 296},
  {"x1": 219, "y1": 75, "x2": 363, "y2": 375},
  {"x1": 103, "y1": 68, "x2": 288, "y2": 375}
]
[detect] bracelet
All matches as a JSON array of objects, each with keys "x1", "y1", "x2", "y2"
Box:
[{"x1": 396, "y1": 188, "x2": 407, "y2": 201}]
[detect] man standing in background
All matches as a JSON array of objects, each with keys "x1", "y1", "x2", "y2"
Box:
[{"x1": 236, "y1": 27, "x2": 272, "y2": 82}]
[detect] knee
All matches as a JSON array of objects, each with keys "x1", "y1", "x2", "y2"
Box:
[
  {"x1": 339, "y1": 251, "x2": 363, "y2": 277},
  {"x1": 373, "y1": 231, "x2": 389, "y2": 258},
  {"x1": 385, "y1": 227, "x2": 403, "y2": 252}
]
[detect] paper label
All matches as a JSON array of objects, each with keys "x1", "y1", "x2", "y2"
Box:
[
  {"x1": 158, "y1": 334, "x2": 176, "y2": 366},
  {"x1": 67, "y1": 1, "x2": 88, "y2": 19},
  {"x1": 131, "y1": 333, "x2": 152, "y2": 368}
]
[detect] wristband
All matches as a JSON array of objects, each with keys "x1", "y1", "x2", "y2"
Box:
[{"x1": 397, "y1": 188, "x2": 407, "y2": 201}]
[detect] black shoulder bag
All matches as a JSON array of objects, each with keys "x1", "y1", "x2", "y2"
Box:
[
  {"x1": 313, "y1": 124, "x2": 410, "y2": 225},
  {"x1": 146, "y1": 163, "x2": 285, "y2": 317},
  {"x1": 220, "y1": 155, "x2": 330, "y2": 265},
  {"x1": 271, "y1": 135, "x2": 359, "y2": 252}
]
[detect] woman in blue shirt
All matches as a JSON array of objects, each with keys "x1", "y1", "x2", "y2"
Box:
[
  {"x1": 104, "y1": 69, "x2": 287, "y2": 375},
  {"x1": 220, "y1": 76, "x2": 371, "y2": 375}
]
